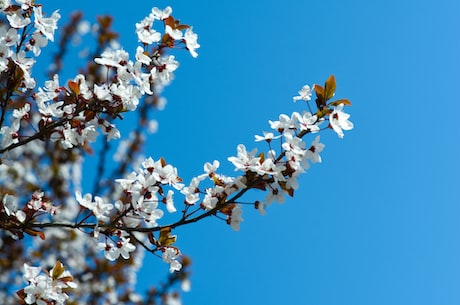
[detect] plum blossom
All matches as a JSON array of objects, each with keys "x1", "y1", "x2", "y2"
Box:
[
  {"x1": 135, "y1": 46, "x2": 152, "y2": 65},
  {"x1": 293, "y1": 111, "x2": 321, "y2": 133},
  {"x1": 293, "y1": 84, "x2": 313, "y2": 102},
  {"x1": 152, "y1": 6, "x2": 172, "y2": 20},
  {"x1": 329, "y1": 103, "x2": 353, "y2": 138},
  {"x1": 254, "y1": 131, "x2": 281, "y2": 143},
  {"x1": 304, "y1": 135, "x2": 325, "y2": 164},
  {"x1": 95, "y1": 49, "x2": 130, "y2": 68},
  {"x1": 0, "y1": 44, "x2": 11, "y2": 72},
  {"x1": 266, "y1": 186, "x2": 285, "y2": 205},
  {"x1": 11, "y1": 50, "x2": 36, "y2": 88},
  {"x1": 162, "y1": 247, "x2": 182, "y2": 273},
  {"x1": 27, "y1": 32, "x2": 48, "y2": 56},
  {"x1": 229, "y1": 204, "x2": 243, "y2": 231},
  {"x1": 165, "y1": 25, "x2": 183, "y2": 40},
  {"x1": 269, "y1": 113, "x2": 297, "y2": 133},
  {"x1": 135, "y1": 13, "x2": 161, "y2": 44},
  {"x1": 181, "y1": 176, "x2": 205, "y2": 205},
  {"x1": 164, "y1": 190, "x2": 176, "y2": 213},
  {"x1": 0, "y1": 27, "x2": 19, "y2": 46},
  {"x1": 184, "y1": 28, "x2": 200, "y2": 58},
  {"x1": 0, "y1": 119, "x2": 20, "y2": 147},
  {"x1": 3, "y1": 194, "x2": 26, "y2": 222},
  {"x1": 98, "y1": 238, "x2": 136, "y2": 261},
  {"x1": 228, "y1": 144, "x2": 260, "y2": 172},
  {"x1": 75, "y1": 191, "x2": 113, "y2": 222},
  {"x1": 6, "y1": 11, "x2": 31, "y2": 28},
  {"x1": 33, "y1": 6, "x2": 60, "y2": 41},
  {"x1": 22, "y1": 262, "x2": 77, "y2": 305}
]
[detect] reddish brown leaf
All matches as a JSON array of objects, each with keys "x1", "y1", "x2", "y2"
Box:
[
  {"x1": 329, "y1": 98, "x2": 352, "y2": 106},
  {"x1": 324, "y1": 74, "x2": 336, "y2": 101},
  {"x1": 159, "y1": 227, "x2": 176, "y2": 247},
  {"x1": 67, "y1": 81, "x2": 80, "y2": 95}
]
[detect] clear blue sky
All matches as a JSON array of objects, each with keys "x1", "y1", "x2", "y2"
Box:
[{"x1": 39, "y1": 1, "x2": 460, "y2": 304}]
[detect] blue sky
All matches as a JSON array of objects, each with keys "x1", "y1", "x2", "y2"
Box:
[{"x1": 40, "y1": 0, "x2": 460, "y2": 304}]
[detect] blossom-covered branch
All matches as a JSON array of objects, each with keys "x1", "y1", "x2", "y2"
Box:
[{"x1": 0, "y1": 1, "x2": 352, "y2": 304}]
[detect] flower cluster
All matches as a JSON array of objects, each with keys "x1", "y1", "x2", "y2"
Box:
[
  {"x1": 17, "y1": 261, "x2": 77, "y2": 305},
  {"x1": 0, "y1": 3, "x2": 60, "y2": 89},
  {"x1": 114, "y1": 157, "x2": 183, "y2": 225},
  {"x1": 0, "y1": 3, "x2": 200, "y2": 152}
]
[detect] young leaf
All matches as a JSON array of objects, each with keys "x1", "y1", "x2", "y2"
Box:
[
  {"x1": 159, "y1": 227, "x2": 177, "y2": 247},
  {"x1": 51, "y1": 260, "x2": 65, "y2": 280},
  {"x1": 314, "y1": 84, "x2": 325, "y2": 101},
  {"x1": 67, "y1": 81, "x2": 80, "y2": 95},
  {"x1": 324, "y1": 74, "x2": 336, "y2": 101},
  {"x1": 329, "y1": 98, "x2": 352, "y2": 106}
]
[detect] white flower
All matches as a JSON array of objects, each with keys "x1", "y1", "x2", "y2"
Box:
[
  {"x1": 229, "y1": 204, "x2": 243, "y2": 231},
  {"x1": 162, "y1": 247, "x2": 182, "y2": 273},
  {"x1": 27, "y1": 32, "x2": 48, "y2": 56},
  {"x1": 329, "y1": 104, "x2": 353, "y2": 138},
  {"x1": 304, "y1": 135, "x2": 325, "y2": 164},
  {"x1": 293, "y1": 111, "x2": 320, "y2": 133},
  {"x1": 164, "y1": 190, "x2": 176, "y2": 213},
  {"x1": 180, "y1": 176, "x2": 205, "y2": 205},
  {"x1": 12, "y1": 103, "x2": 30, "y2": 119},
  {"x1": 99, "y1": 239, "x2": 131, "y2": 261},
  {"x1": 266, "y1": 186, "x2": 285, "y2": 205},
  {"x1": 33, "y1": 6, "x2": 60, "y2": 42},
  {"x1": 0, "y1": 44, "x2": 12, "y2": 73},
  {"x1": 135, "y1": 46, "x2": 151, "y2": 65},
  {"x1": 6, "y1": 11, "x2": 31, "y2": 28},
  {"x1": 152, "y1": 55, "x2": 179, "y2": 84},
  {"x1": 228, "y1": 144, "x2": 260, "y2": 172},
  {"x1": 152, "y1": 6, "x2": 172, "y2": 20},
  {"x1": 99, "y1": 238, "x2": 136, "y2": 261},
  {"x1": 75, "y1": 191, "x2": 113, "y2": 222},
  {"x1": 293, "y1": 84, "x2": 312, "y2": 102},
  {"x1": 184, "y1": 28, "x2": 200, "y2": 58},
  {"x1": 203, "y1": 160, "x2": 219, "y2": 175},
  {"x1": 254, "y1": 131, "x2": 281, "y2": 143},
  {"x1": 0, "y1": 119, "x2": 20, "y2": 147},
  {"x1": 165, "y1": 25, "x2": 183, "y2": 40},
  {"x1": 135, "y1": 13, "x2": 161, "y2": 44},
  {"x1": 3, "y1": 194, "x2": 26, "y2": 222},
  {"x1": 0, "y1": 27, "x2": 19, "y2": 46},
  {"x1": 269, "y1": 113, "x2": 297, "y2": 133},
  {"x1": 22, "y1": 262, "x2": 77, "y2": 305},
  {"x1": 95, "y1": 49, "x2": 129, "y2": 68}
]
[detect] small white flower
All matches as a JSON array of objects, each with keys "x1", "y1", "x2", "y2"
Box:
[
  {"x1": 329, "y1": 104, "x2": 353, "y2": 138},
  {"x1": 229, "y1": 204, "x2": 243, "y2": 231},
  {"x1": 184, "y1": 28, "x2": 200, "y2": 58},
  {"x1": 254, "y1": 131, "x2": 281, "y2": 143},
  {"x1": 162, "y1": 247, "x2": 182, "y2": 273},
  {"x1": 293, "y1": 84, "x2": 312, "y2": 102}
]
